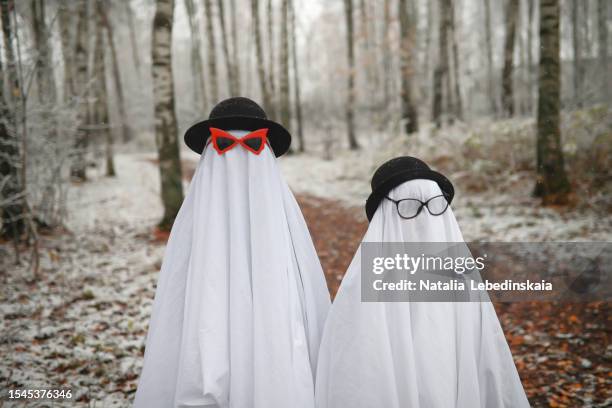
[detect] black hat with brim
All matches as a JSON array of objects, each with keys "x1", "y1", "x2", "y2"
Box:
[
  {"x1": 184, "y1": 97, "x2": 292, "y2": 157},
  {"x1": 365, "y1": 156, "x2": 454, "y2": 221}
]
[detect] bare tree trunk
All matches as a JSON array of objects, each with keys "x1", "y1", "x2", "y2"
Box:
[
  {"x1": 398, "y1": 0, "x2": 418, "y2": 134},
  {"x1": 229, "y1": 0, "x2": 241, "y2": 92},
  {"x1": 203, "y1": 0, "x2": 219, "y2": 103},
  {"x1": 433, "y1": 0, "x2": 450, "y2": 128},
  {"x1": 483, "y1": 0, "x2": 497, "y2": 114},
  {"x1": 267, "y1": 0, "x2": 276, "y2": 119},
  {"x1": 599, "y1": 0, "x2": 609, "y2": 102},
  {"x1": 152, "y1": 0, "x2": 184, "y2": 230},
  {"x1": 216, "y1": 0, "x2": 238, "y2": 95},
  {"x1": 502, "y1": 0, "x2": 519, "y2": 117},
  {"x1": 343, "y1": 0, "x2": 359, "y2": 149},
  {"x1": 0, "y1": 0, "x2": 25, "y2": 238},
  {"x1": 251, "y1": 0, "x2": 272, "y2": 114},
  {"x1": 97, "y1": 0, "x2": 131, "y2": 143},
  {"x1": 70, "y1": 1, "x2": 89, "y2": 181},
  {"x1": 572, "y1": 0, "x2": 582, "y2": 107},
  {"x1": 526, "y1": 0, "x2": 536, "y2": 115},
  {"x1": 92, "y1": 15, "x2": 114, "y2": 177},
  {"x1": 449, "y1": 0, "x2": 463, "y2": 121},
  {"x1": 184, "y1": 0, "x2": 207, "y2": 109},
  {"x1": 534, "y1": 0, "x2": 570, "y2": 203},
  {"x1": 58, "y1": 3, "x2": 75, "y2": 102},
  {"x1": 31, "y1": 0, "x2": 56, "y2": 105},
  {"x1": 278, "y1": 0, "x2": 291, "y2": 154},
  {"x1": 125, "y1": 0, "x2": 141, "y2": 70},
  {"x1": 382, "y1": 0, "x2": 393, "y2": 117},
  {"x1": 289, "y1": 0, "x2": 304, "y2": 151}
]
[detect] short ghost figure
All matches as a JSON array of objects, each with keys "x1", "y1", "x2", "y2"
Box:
[
  {"x1": 134, "y1": 97, "x2": 330, "y2": 408},
  {"x1": 315, "y1": 157, "x2": 530, "y2": 408}
]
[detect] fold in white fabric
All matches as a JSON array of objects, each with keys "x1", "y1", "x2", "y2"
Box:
[
  {"x1": 315, "y1": 179, "x2": 530, "y2": 408},
  {"x1": 134, "y1": 132, "x2": 330, "y2": 408}
]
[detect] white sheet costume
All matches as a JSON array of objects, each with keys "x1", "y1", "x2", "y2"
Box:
[
  {"x1": 134, "y1": 133, "x2": 330, "y2": 408},
  {"x1": 315, "y1": 179, "x2": 530, "y2": 408}
]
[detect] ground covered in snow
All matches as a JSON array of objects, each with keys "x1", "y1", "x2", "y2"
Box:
[{"x1": 1, "y1": 120, "x2": 610, "y2": 407}]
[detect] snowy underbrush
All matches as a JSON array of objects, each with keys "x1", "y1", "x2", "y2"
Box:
[{"x1": 280, "y1": 106, "x2": 612, "y2": 241}]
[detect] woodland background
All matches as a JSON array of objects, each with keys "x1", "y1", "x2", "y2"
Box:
[{"x1": 0, "y1": 0, "x2": 610, "y2": 406}]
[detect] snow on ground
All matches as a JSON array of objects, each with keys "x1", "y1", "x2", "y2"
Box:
[
  {"x1": 1, "y1": 154, "x2": 167, "y2": 406},
  {"x1": 0, "y1": 119, "x2": 610, "y2": 406},
  {"x1": 279, "y1": 121, "x2": 612, "y2": 242}
]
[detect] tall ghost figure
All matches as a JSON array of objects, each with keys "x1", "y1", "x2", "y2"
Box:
[
  {"x1": 315, "y1": 157, "x2": 530, "y2": 408},
  {"x1": 134, "y1": 98, "x2": 330, "y2": 408}
]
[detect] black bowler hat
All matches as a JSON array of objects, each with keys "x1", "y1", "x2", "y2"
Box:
[
  {"x1": 365, "y1": 156, "x2": 454, "y2": 221},
  {"x1": 184, "y1": 97, "x2": 292, "y2": 156}
]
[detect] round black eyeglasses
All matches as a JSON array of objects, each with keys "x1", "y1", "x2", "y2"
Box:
[{"x1": 385, "y1": 194, "x2": 450, "y2": 219}]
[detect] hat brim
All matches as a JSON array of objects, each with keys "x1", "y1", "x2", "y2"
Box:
[
  {"x1": 365, "y1": 170, "x2": 455, "y2": 221},
  {"x1": 184, "y1": 116, "x2": 292, "y2": 157}
]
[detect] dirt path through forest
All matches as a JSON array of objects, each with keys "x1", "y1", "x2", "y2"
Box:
[{"x1": 0, "y1": 155, "x2": 608, "y2": 407}]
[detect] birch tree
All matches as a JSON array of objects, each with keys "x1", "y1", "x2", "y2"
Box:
[
  {"x1": 184, "y1": 0, "x2": 206, "y2": 109},
  {"x1": 343, "y1": 0, "x2": 359, "y2": 149},
  {"x1": 70, "y1": 1, "x2": 90, "y2": 181},
  {"x1": 449, "y1": 0, "x2": 463, "y2": 120},
  {"x1": 502, "y1": 0, "x2": 519, "y2": 117},
  {"x1": 534, "y1": 0, "x2": 570, "y2": 203},
  {"x1": 571, "y1": 0, "x2": 582, "y2": 106},
  {"x1": 203, "y1": 0, "x2": 219, "y2": 103},
  {"x1": 125, "y1": 0, "x2": 141, "y2": 69},
  {"x1": 598, "y1": 0, "x2": 609, "y2": 101},
  {"x1": 483, "y1": 0, "x2": 497, "y2": 114},
  {"x1": 433, "y1": 0, "x2": 451, "y2": 127},
  {"x1": 278, "y1": 0, "x2": 290, "y2": 133},
  {"x1": 217, "y1": 0, "x2": 239, "y2": 95},
  {"x1": 399, "y1": 0, "x2": 418, "y2": 134},
  {"x1": 92, "y1": 13, "x2": 114, "y2": 176},
  {"x1": 267, "y1": 0, "x2": 276, "y2": 119},
  {"x1": 289, "y1": 0, "x2": 304, "y2": 151},
  {"x1": 97, "y1": 0, "x2": 131, "y2": 142},
  {"x1": 152, "y1": 0, "x2": 184, "y2": 229},
  {"x1": 251, "y1": 0, "x2": 273, "y2": 115}
]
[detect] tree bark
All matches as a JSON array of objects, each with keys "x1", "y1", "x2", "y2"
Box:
[
  {"x1": 0, "y1": 0, "x2": 25, "y2": 238},
  {"x1": 216, "y1": 0, "x2": 238, "y2": 95},
  {"x1": 267, "y1": 0, "x2": 276, "y2": 119},
  {"x1": 229, "y1": 0, "x2": 241, "y2": 92},
  {"x1": 571, "y1": 0, "x2": 582, "y2": 106},
  {"x1": 502, "y1": 0, "x2": 519, "y2": 117},
  {"x1": 92, "y1": 15, "x2": 114, "y2": 177},
  {"x1": 289, "y1": 0, "x2": 304, "y2": 151},
  {"x1": 398, "y1": 0, "x2": 418, "y2": 134},
  {"x1": 598, "y1": 0, "x2": 609, "y2": 102},
  {"x1": 31, "y1": 0, "x2": 56, "y2": 105},
  {"x1": 251, "y1": 0, "x2": 272, "y2": 114},
  {"x1": 203, "y1": 0, "x2": 219, "y2": 103},
  {"x1": 279, "y1": 0, "x2": 290, "y2": 134},
  {"x1": 70, "y1": 1, "x2": 90, "y2": 181},
  {"x1": 184, "y1": 0, "x2": 207, "y2": 109},
  {"x1": 97, "y1": 0, "x2": 131, "y2": 143},
  {"x1": 58, "y1": 3, "x2": 75, "y2": 102},
  {"x1": 534, "y1": 0, "x2": 570, "y2": 203},
  {"x1": 433, "y1": 0, "x2": 450, "y2": 128},
  {"x1": 526, "y1": 0, "x2": 536, "y2": 115},
  {"x1": 449, "y1": 0, "x2": 463, "y2": 120},
  {"x1": 152, "y1": 0, "x2": 184, "y2": 230},
  {"x1": 343, "y1": 0, "x2": 359, "y2": 149},
  {"x1": 483, "y1": 0, "x2": 497, "y2": 114},
  {"x1": 125, "y1": 0, "x2": 141, "y2": 69}
]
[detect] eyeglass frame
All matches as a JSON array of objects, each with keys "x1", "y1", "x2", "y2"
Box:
[{"x1": 384, "y1": 193, "x2": 450, "y2": 220}]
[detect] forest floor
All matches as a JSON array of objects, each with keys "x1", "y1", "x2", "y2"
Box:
[{"x1": 0, "y1": 147, "x2": 610, "y2": 407}]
